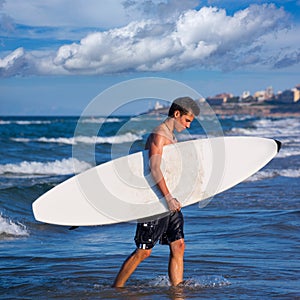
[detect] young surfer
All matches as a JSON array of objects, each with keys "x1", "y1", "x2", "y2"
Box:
[{"x1": 113, "y1": 97, "x2": 200, "y2": 288}]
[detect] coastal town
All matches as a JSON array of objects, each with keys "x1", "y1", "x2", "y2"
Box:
[{"x1": 151, "y1": 83, "x2": 300, "y2": 117}]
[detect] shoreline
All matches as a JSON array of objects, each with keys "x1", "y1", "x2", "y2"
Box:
[{"x1": 148, "y1": 102, "x2": 300, "y2": 117}]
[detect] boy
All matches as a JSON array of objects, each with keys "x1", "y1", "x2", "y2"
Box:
[{"x1": 113, "y1": 97, "x2": 200, "y2": 287}]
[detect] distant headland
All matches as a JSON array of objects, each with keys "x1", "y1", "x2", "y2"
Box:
[{"x1": 147, "y1": 84, "x2": 300, "y2": 117}]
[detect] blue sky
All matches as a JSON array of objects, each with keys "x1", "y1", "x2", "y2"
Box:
[{"x1": 0, "y1": 0, "x2": 299, "y2": 115}]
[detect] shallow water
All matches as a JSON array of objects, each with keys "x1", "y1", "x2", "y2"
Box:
[{"x1": 0, "y1": 115, "x2": 299, "y2": 299}]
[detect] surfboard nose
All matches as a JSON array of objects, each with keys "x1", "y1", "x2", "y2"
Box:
[{"x1": 275, "y1": 140, "x2": 282, "y2": 153}]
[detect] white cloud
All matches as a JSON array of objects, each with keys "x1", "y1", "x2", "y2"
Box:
[
  {"x1": 0, "y1": 4, "x2": 297, "y2": 77},
  {"x1": 0, "y1": 48, "x2": 27, "y2": 76},
  {"x1": 0, "y1": 0, "x2": 14, "y2": 33},
  {"x1": 1, "y1": 0, "x2": 130, "y2": 28},
  {"x1": 123, "y1": 0, "x2": 199, "y2": 20}
]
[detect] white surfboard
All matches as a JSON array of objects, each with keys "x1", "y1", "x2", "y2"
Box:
[{"x1": 32, "y1": 137, "x2": 281, "y2": 226}]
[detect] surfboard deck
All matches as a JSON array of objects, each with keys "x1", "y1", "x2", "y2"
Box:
[{"x1": 32, "y1": 137, "x2": 281, "y2": 226}]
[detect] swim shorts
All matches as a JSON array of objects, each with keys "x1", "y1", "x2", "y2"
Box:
[{"x1": 134, "y1": 211, "x2": 184, "y2": 250}]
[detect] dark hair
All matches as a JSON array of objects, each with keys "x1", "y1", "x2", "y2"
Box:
[{"x1": 168, "y1": 97, "x2": 200, "y2": 117}]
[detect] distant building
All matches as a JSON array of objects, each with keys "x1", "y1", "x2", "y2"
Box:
[
  {"x1": 154, "y1": 101, "x2": 164, "y2": 110},
  {"x1": 294, "y1": 84, "x2": 300, "y2": 102},
  {"x1": 240, "y1": 91, "x2": 255, "y2": 103},
  {"x1": 277, "y1": 87, "x2": 300, "y2": 103},
  {"x1": 206, "y1": 93, "x2": 233, "y2": 105},
  {"x1": 254, "y1": 91, "x2": 265, "y2": 102},
  {"x1": 254, "y1": 86, "x2": 274, "y2": 102},
  {"x1": 241, "y1": 91, "x2": 251, "y2": 99},
  {"x1": 202, "y1": 84, "x2": 300, "y2": 107},
  {"x1": 265, "y1": 86, "x2": 274, "y2": 100}
]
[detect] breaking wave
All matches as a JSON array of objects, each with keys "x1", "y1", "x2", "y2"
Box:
[
  {"x1": 246, "y1": 168, "x2": 300, "y2": 182},
  {"x1": 0, "y1": 120, "x2": 51, "y2": 125},
  {"x1": 80, "y1": 117, "x2": 122, "y2": 123},
  {"x1": 0, "y1": 158, "x2": 91, "y2": 176},
  {"x1": 0, "y1": 215, "x2": 29, "y2": 239},
  {"x1": 11, "y1": 132, "x2": 143, "y2": 145},
  {"x1": 230, "y1": 117, "x2": 300, "y2": 139}
]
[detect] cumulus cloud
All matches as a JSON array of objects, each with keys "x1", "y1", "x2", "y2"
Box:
[
  {"x1": 274, "y1": 50, "x2": 300, "y2": 68},
  {"x1": 0, "y1": 48, "x2": 27, "y2": 76},
  {"x1": 123, "y1": 0, "x2": 199, "y2": 20},
  {"x1": 0, "y1": 4, "x2": 295, "y2": 77},
  {"x1": 0, "y1": 0, "x2": 14, "y2": 33},
  {"x1": 2, "y1": 0, "x2": 131, "y2": 28}
]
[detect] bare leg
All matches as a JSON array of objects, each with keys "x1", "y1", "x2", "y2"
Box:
[
  {"x1": 168, "y1": 238, "x2": 185, "y2": 286},
  {"x1": 113, "y1": 248, "x2": 152, "y2": 287}
]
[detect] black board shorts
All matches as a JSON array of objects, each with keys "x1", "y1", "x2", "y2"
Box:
[{"x1": 134, "y1": 211, "x2": 184, "y2": 250}]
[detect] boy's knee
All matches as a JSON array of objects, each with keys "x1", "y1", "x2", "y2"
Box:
[
  {"x1": 170, "y1": 239, "x2": 185, "y2": 256},
  {"x1": 177, "y1": 239, "x2": 185, "y2": 254},
  {"x1": 136, "y1": 248, "x2": 152, "y2": 261}
]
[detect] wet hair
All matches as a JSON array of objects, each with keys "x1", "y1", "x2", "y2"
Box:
[{"x1": 168, "y1": 97, "x2": 200, "y2": 117}]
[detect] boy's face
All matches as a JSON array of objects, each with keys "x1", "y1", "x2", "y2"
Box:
[{"x1": 173, "y1": 111, "x2": 195, "y2": 132}]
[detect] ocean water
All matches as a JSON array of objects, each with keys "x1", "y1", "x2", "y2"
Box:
[{"x1": 0, "y1": 114, "x2": 299, "y2": 299}]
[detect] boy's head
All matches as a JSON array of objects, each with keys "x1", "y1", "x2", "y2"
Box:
[{"x1": 168, "y1": 97, "x2": 200, "y2": 118}]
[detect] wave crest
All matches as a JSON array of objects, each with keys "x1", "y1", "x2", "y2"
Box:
[
  {"x1": 0, "y1": 158, "x2": 91, "y2": 176},
  {"x1": 246, "y1": 168, "x2": 300, "y2": 182},
  {"x1": 12, "y1": 132, "x2": 143, "y2": 145},
  {"x1": 0, "y1": 215, "x2": 29, "y2": 239}
]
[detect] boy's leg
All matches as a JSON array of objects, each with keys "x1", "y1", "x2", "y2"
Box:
[
  {"x1": 113, "y1": 248, "x2": 152, "y2": 287},
  {"x1": 168, "y1": 238, "x2": 185, "y2": 286}
]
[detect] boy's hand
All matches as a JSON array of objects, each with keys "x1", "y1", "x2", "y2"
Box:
[{"x1": 166, "y1": 197, "x2": 181, "y2": 212}]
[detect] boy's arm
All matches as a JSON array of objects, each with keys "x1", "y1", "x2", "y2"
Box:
[{"x1": 148, "y1": 133, "x2": 181, "y2": 212}]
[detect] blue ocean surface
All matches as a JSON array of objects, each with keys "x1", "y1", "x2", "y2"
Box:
[{"x1": 0, "y1": 114, "x2": 299, "y2": 299}]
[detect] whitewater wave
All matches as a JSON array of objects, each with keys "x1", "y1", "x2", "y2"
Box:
[
  {"x1": 246, "y1": 168, "x2": 300, "y2": 182},
  {"x1": 277, "y1": 148, "x2": 300, "y2": 158},
  {"x1": 230, "y1": 117, "x2": 300, "y2": 139},
  {"x1": 0, "y1": 215, "x2": 29, "y2": 239},
  {"x1": 0, "y1": 120, "x2": 51, "y2": 125},
  {"x1": 229, "y1": 117, "x2": 300, "y2": 159},
  {"x1": 11, "y1": 132, "x2": 143, "y2": 145},
  {"x1": 0, "y1": 158, "x2": 91, "y2": 176},
  {"x1": 0, "y1": 120, "x2": 10, "y2": 125},
  {"x1": 80, "y1": 117, "x2": 122, "y2": 124},
  {"x1": 148, "y1": 275, "x2": 230, "y2": 289}
]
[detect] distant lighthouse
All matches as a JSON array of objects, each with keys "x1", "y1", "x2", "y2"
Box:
[{"x1": 154, "y1": 101, "x2": 163, "y2": 110}]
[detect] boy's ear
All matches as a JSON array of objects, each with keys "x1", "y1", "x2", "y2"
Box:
[{"x1": 174, "y1": 110, "x2": 181, "y2": 118}]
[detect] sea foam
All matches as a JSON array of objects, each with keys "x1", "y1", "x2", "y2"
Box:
[
  {"x1": 0, "y1": 215, "x2": 29, "y2": 238},
  {"x1": 246, "y1": 168, "x2": 300, "y2": 182},
  {"x1": 11, "y1": 132, "x2": 143, "y2": 145},
  {"x1": 230, "y1": 117, "x2": 300, "y2": 139},
  {"x1": 80, "y1": 117, "x2": 121, "y2": 124},
  {"x1": 0, "y1": 158, "x2": 91, "y2": 176},
  {"x1": 0, "y1": 120, "x2": 51, "y2": 125},
  {"x1": 149, "y1": 275, "x2": 230, "y2": 289}
]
